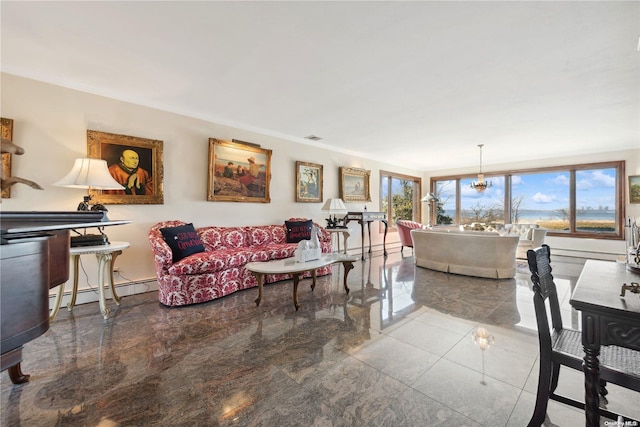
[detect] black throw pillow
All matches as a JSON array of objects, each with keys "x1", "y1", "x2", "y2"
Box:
[
  {"x1": 285, "y1": 220, "x2": 313, "y2": 243},
  {"x1": 160, "y1": 223, "x2": 205, "y2": 262}
]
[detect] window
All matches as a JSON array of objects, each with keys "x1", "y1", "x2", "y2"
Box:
[
  {"x1": 380, "y1": 170, "x2": 422, "y2": 228},
  {"x1": 432, "y1": 161, "x2": 624, "y2": 239}
]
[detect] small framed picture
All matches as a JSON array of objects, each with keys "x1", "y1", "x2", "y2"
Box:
[
  {"x1": 340, "y1": 166, "x2": 371, "y2": 202},
  {"x1": 87, "y1": 130, "x2": 164, "y2": 205},
  {"x1": 295, "y1": 161, "x2": 323, "y2": 203},
  {"x1": 208, "y1": 138, "x2": 272, "y2": 203},
  {"x1": 630, "y1": 175, "x2": 640, "y2": 204}
]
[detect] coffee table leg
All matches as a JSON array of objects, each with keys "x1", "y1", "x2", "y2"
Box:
[
  {"x1": 292, "y1": 273, "x2": 301, "y2": 311},
  {"x1": 311, "y1": 270, "x2": 317, "y2": 291},
  {"x1": 341, "y1": 260, "x2": 354, "y2": 294},
  {"x1": 251, "y1": 272, "x2": 264, "y2": 306}
]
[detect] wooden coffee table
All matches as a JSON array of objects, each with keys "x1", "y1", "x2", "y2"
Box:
[{"x1": 246, "y1": 254, "x2": 358, "y2": 310}]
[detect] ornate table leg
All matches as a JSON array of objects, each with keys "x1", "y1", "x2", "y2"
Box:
[
  {"x1": 8, "y1": 363, "x2": 29, "y2": 384},
  {"x1": 292, "y1": 273, "x2": 302, "y2": 311},
  {"x1": 343, "y1": 231, "x2": 350, "y2": 254},
  {"x1": 359, "y1": 220, "x2": 366, "y2": 260},
  {"x1": 341, "y1": 260, "x2": 354, "y2": 293},
  {"x1": 367, "y1": 221, "x2": 372, "y2": 255},
  {"x1": 109, "y1": 250, "x2": 123, "y2": 305},
  {"x1": 251, "y1": 272, "x2": 264, "y2": 306},
  {"x1": 67, "y1": 254, "x2": 81, "y2": 311},
  {"x1": 581, "y1": 313, "x2": 601, "y2": 427},
  {"x1": 49, "y1": 282, "x2": 65, "y2": 321},
  {"x1": 583, "y1": 346, "x2": 601, "y2": 427},
  {"x1": 310, "y1": 270, "x2": 317, "y2": 291},
  {"x1": 96, "y1": 253, "x2": 112, "y2": 319},
  {"x1": 381, "y1": 220, "x2": 388, "y2": 257}
]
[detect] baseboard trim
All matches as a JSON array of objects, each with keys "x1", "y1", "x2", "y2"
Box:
[{"x1": 48, "y1": 278, "x2": 158, "y2": 307}]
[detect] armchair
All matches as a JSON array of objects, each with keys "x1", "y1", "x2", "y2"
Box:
[{"x1": 396, "y1": 219, "x2": 425, "y2": 254}]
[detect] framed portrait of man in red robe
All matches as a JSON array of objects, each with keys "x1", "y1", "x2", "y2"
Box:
[{"x1": 88, "y1": 130, "x2": 164, "y2": 205}]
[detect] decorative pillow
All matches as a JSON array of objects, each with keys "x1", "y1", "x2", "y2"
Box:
[
  {"x1": 159, "y1": 223, "x2": 205, "y2": 262},
  {"x1": 285, "y1": 219, "x2": 313, "y2": 243}
]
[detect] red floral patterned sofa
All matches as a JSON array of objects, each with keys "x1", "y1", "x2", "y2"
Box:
[{"x1": 148, "y1": 219, "x2": 333, "y2": 307}]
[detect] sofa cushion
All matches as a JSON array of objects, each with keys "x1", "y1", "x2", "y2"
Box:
[
  {"x1": 248, "y1": 244, "x2": 297, "y2": 262},
  {"x1": 199, "y1": 226, "x2": 248, "y2": 251},
  {"x1": 246, "y1": 225, "x2": 286, "y2": 247},
  {"x1": 284, "y1": 219, "x2": 313, "y2": 243},
  {"x1": 167, "y1": 249, "x2": 251, "y2": 275},
  {"x1": 159, "y1": 223, "x2": 206, "y2": 262}
]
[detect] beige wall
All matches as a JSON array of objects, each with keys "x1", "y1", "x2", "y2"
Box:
[
  {"x1": 2, "y1": 73, "x2": 637, "y2": 305},
  {"x1": 1, "y1": 73, "x2": 421, "y2": 303}
]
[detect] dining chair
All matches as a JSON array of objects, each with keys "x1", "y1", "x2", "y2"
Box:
[{"x1": 527, "y1": 244, "x2": 640, "y2": 427}]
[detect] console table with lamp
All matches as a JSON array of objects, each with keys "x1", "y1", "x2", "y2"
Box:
[
  {"x1": 345, "y1": 210, "x2": 388, "y2": 260},
  {"x1": 321, "y1": 198, "x2": 350, "y2": 254},
  {"x1": 52, "y1": 157, "x2": 132, "y2": 319},
  {"x1": 421, "y1": 192, "x2": 439, "y2": 227}
]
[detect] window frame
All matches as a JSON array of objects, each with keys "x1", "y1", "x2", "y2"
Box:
[
  {"x1": 380, "y1": 170, "x2": 422, "y2": 230},
  {"x1": 430, "y1": 160, "x2": 625, "y2": 240}
]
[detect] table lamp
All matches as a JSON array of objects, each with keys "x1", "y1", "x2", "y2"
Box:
[
  {"x1": 54, "y1": 158, "x2": 124, "y2": 246},
  {"x1": 321, "y1": 198, "x2": 347, "y2": 229},
  {"x1": 421, "y1": 192, "x2": 439, "y2": 227},
  {"x1": 54, "y1": 158, "x2": 123, "y2": 211}
]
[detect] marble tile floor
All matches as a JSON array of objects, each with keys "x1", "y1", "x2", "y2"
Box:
[{"x1": 2, "y1": 251, "x2": 638, "y2": 426}]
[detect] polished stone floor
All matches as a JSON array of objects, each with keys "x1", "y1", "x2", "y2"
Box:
[{"x1": 2, "y1": 251, "x2": 638, "y2": 426}]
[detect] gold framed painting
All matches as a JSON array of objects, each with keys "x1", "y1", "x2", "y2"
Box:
[
  {"x1": 207, "y1": 138, "x2": 272, "y2": 203},
  {"x1": 295, "y1": 161, "x2": 323, "y2": 203},
  {"x1": 87, "y1": 130, "x2": 164, "y2": 205},
  {"x1": 340, "y1": 166, "x2": 371, "y2": 202},
  {"x1": 1, "y1": 118, "x2": 14, "y2": 199},
  {"x1": 630, "y1": 175, "x2": 640, "y2": 204}
]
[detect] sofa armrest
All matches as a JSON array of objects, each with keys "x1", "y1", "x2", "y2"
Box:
[
  {"x1": 531, "y1": 229, "x2": 547, "y2": 248},
  {"x1": 148, "y1": 220, "x2": 187, "y2": 272}
]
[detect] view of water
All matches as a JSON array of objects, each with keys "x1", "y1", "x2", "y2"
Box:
[{"x1": 443, "y1": 209, "x2": 615, "y2": 221}]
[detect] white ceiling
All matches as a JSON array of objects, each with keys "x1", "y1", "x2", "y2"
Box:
[{"x1": 2, "y1": 1, "x2": 639, "y2": 171}]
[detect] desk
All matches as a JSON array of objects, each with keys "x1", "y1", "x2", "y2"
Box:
[
  {"x1": 570, "y1": 260, "x2": 640, "y2": 427},
  {"x1": 50, "y1": 241, "x2": 130, "y2": 321},
  {"x1": 326, "y1": 228, "x2": 350, "y2": 254},
  {"x1": 345, "y1": 211, "x2": 388, "y2": 260}
]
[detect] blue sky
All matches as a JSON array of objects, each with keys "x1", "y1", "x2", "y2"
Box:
[{"x1": 437, "y1": 168, "x2": 617, "y2": 211}]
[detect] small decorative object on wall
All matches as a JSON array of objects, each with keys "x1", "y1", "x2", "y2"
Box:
[
  {"x1": 208, "y1": 138, "x2": 271, "y2": 203},
  {"x1": 87, "y1": 130, "x2": 164, "y2": 205},
  {"x1": 630, "y1": 175, "x2": 640, "y2": 204},
  {"x1": 1, "y1": 117, "x2": 43, "y2": 197},
  {"x1": 340, "y1": 166, "x2": 371, "y2": 202},
  {"x1": 1, "y1": 118, "x2": 14, "y2": 198},
  {"x1": 295, "y1": 161, "x2": 323, "y2": 203}
]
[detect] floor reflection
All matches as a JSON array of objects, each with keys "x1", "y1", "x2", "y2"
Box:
[{"x1": 3, "y1": 250, "x2": 638, "y2": 426}]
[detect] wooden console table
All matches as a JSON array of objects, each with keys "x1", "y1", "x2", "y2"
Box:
[
  {"x1": 570, "y1": 260, "x2": 640, "y2": 426},
  {"x1": 345, "y1": 211, "x2": 388, "y2": 260}
]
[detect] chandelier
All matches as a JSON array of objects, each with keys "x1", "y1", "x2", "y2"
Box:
[{"x1": 470, "y1": 144, "x2": 492, "y2": 192}]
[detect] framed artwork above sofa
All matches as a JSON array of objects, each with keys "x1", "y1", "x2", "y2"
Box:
[
  {"x1": 295, "y1": 161, "x2": 322, "y2": 203},
  {"x1": 207, "y1": 138, "x2": 272, "y2": 203}
]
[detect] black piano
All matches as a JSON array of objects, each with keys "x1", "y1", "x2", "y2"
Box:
[{"x1": 0, "y1": 211, "x2": 109, "y2": 384}]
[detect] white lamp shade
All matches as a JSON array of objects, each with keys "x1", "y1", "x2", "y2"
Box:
[
  {"x1": 321, "y1": 198, "x2": 347, "y2": 213},
  {"x1": 53, "y1": 158, "x2": 123, "y2": 190},
  {"x1": 421, "y1": 192, "x2": 438, "y2": 202}
]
